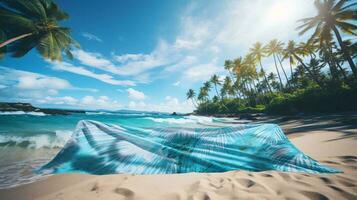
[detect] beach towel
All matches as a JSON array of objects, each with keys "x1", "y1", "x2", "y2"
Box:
[{"x1": 38, "y1": 120, "x2": 340, "y2": 175}]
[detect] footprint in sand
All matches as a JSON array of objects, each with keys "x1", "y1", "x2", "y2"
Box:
[
  {"x1": 188, "y1": 191, "x2": 211, "y2": 200},
  {"x1": 328, "y1": 185, "x2": 357, "y2": 199},
  {"x1": 235, "y1": 178, "x2": 255, "y2": 188},
  {"x1": 114, "y1": 187, "x2": 135, "y2": 199},
  {"x1": 300, "y1": 191, "x2": 329, "y2": 200},
  {"x1": 90, "y1": 182, "x2": 99, "y2": 192}
]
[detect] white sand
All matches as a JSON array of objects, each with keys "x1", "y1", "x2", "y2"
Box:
[{"x1": 1, "y1": 118, "x2": 356, "y2": 200}]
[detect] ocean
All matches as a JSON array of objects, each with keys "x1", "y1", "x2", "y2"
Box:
[{"x1": 0, "y1": 111, "x2": 225, "y2": 188}]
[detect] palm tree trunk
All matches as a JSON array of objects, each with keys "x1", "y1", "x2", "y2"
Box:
[
  {"x1": 0, "y1": 33, "x2": 33, "y2": 48},
  {"x1": 332, "y1": 26, "x2": 357, "y2": 79},
  {"x1": 277, "y1": 54, "x2": 290, "y2": 85},
  {"x1": 336, "y1": 61, "x2": 349, "y2": 82},
  {"x1": 259, "y1": 60, "x2": 273, "y2": 93},
  {"x1": 273, "y1": 54, "x2": 283, "y2": 89},
  {"x1": 293, "y1": 53, "x2": 324, "y2": 88},
  {"x1": 214, "y1": 84, "x2": 220, "y2": 99},
  {"x1": 191, "y1": 98, "x2": 198, "y2": 108}
]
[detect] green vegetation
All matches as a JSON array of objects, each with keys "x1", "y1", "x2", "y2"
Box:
[
  {"x1": 0, "y1": 0, "x2": 78, "y2": 61},
  {"x1": 187, "y1": 0, "x2": 357, "y2": 115}
]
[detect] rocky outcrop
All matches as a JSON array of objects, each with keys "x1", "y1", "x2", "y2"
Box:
[{"x1": 0, "y1": 102, "x2": 85, "y2": 115}]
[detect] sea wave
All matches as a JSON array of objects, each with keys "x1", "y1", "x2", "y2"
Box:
[
  {"x1": 85, "y1": 111, "x2": 148, "y2": 117},
  {"x1": 144, "y1": 115, "x2": 213, "y2": 124},
  {"x1": 0, "y1": 130, "x2": 72, "y2": 149},
  {"x1": 0, "y1": 111, "x2": 47, "y2": 116}
]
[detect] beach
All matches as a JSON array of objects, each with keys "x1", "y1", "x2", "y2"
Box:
[{"x1": 0, "y1": 115, "x2": 356, "y2": 200}]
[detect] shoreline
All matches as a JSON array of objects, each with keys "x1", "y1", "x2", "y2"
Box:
[{"x1": 0, "y1": 115, "x2": 356, "y2": 199}]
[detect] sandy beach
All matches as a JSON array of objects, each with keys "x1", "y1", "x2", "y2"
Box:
[{"x1": 0, "y1": 115, "x2": 356, "y2": 200}]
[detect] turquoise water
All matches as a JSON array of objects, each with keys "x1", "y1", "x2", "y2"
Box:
[{"x1": 0, "y1": 111, "x2": 339, "y2": 189}]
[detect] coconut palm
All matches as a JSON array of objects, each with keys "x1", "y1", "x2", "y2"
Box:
[
  {"x1": 210, "y1": 74, "x2": 222, "y2": 99},
  {"x1": 283, "y1": 40, "x2": 324, "y2": 87},
  {"x1": 198, "y1": 87, "x2": 209, "y2": 103},
  {"x1": 297, "y1": 0, "x2": 357, "y2": 78},
  {"x1": 186, "y1": 89, "x2": 198, "y2": 108},
  {"x1": 282, "y1": 41, "x2": 298, "y2": 78},
  {"x1": 224, "y1": 59, "x2": 236, "y2": 82},
  {"x1": 249, "y1": 42, "x2": 273, "y2": 93},
  {"x1": 265, "y1": 39, "x2": 284, "y2": 89},
  {"x1": 0, "y1": 0, "x2": 79, "y2": 60}
]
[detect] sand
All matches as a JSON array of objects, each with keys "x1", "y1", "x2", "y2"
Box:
[{"x1": 1, "y1": 115, "x2": 356, "y2": 200}]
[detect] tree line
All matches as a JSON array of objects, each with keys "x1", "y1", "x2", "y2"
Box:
[{"x1": 187, "y1": 0, "x2": 357, "y2": 115}]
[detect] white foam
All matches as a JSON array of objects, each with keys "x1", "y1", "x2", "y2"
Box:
[
  {"x1": 85, "y1": 111, "x2": 109, "y2": 115},
  {"x1": 0, "y1": 111, "x2": 46, "y2": 116},
  {"x1": 144, "y1": 115, "x2": 213, "y2": 125},
  {"x1": 0, "y1": 130, "x2": 72, "y2": 149}
]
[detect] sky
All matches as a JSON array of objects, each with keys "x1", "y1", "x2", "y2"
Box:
[{"x1": 0, "y1": 0, "x2": 317, "y2": 113}]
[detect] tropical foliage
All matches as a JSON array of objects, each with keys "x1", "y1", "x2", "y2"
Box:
[
  {"x1": 0, "y1": 0, "x2": 78, "y2": 61},
  {"x1": 187, "y1": 0, "x2": 357, "y2": 115}
]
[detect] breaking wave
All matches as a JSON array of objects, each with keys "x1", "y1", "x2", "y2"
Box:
[
  {"x1": 144, "y1": 115, "x2": 213, "y2": 124},
  {"x1": 0, "y1": 130, "x2": 72, "y2": 149},
  {"x1": 0, "y1": 111, "x2": 47, "y2": 116}
]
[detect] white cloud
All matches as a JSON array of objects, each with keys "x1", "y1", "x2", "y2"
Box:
[
  {"x1": 112, "y1": 40, "x2": 176, "y2": 76},
  {"x1": 173, "y1": 81, "x2": 180, "y2": 86},
  {"x1": 38, "y1": 96, "x2": 78, "y2": 105},
  {"x1": 72, "y1": 49, "x2": 113, "y2": 69},
  {"x1": 183, "y1": 62, "x2": 223, "y2": 81},
  {"x1": 81, "y1": 32, "x2": 103, "y2": 42},
  {"x1": 114, "y1": 53, "x2": 147, "y2": 63},
  {"x1": 51, "y1": 61, "x2": 135, "y2": 86},
  {"x1": 127, "y1": 96, "x2": 194, "y2": 113},
  {"x1": 0, "y1": 66, "x2": 71, "y2": 91},
  {"x1": 17, "y1": 74, "x2": 70, "y2": 90},
  {"x1": 37, "y1": 95, "x2": 122, "y2": 110},
  {"x1": 126, "y1": 88, "x2": 147, "y2": 100}
]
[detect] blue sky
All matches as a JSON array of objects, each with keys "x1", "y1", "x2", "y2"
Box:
[{"x1": 0, "y1": 0, "x2": 317, "y2": 112}]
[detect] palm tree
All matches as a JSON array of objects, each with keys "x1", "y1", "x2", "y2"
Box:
[
  {"x1": 210, "y1": 74, "x2": 222, "y2": 99},
  {"x1": 222, "y1": 76, "x2": 234, "y2": 99},
  {"x1": 265, "y1": 39, "x2": 284, "y2": 89},
  {"x1": 283, "y1": 40, "x2": 324, "y2": 87},
  {"x1": 282, "y1": 41, "x2": 298, "y2": 79},
  {"x1": 224, "y1": 60, "x2": 236, "y2": 82},
  {"x1": 249, "y1": 42, "x2": 273, "y2": 93},
  {"x1": 0, "y1": 0, "x2": 79, "y2": 61},
  {"x1": 186, "y1": 89, "x2": 198, "y2": 108},
  {"x1": 198, "y1": 87, "x2": 209, "y2": 103},
  {"x1": 297, "y1": 0, "x2": 357, "y2": 78}
]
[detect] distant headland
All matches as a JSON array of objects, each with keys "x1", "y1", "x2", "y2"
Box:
[{"x1": 0, "y1": 102, "x2": 86, "y2": 115}]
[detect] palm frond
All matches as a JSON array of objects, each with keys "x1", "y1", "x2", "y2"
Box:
[
  {"x1": 340, "y1": 2, "x2": 357, "y2": 10},
  {"x1": 0, "y1": 6, "x2": 35, "y2": 30},
  {"x1": 332, "y1": 0, "x2": 348, "y2": 11},
  {"x1": 336, "y1": 21, "x2": 357, "y2": 35},
  {"x1": 7, "y1": 34, "x2": 39, "y2": 57},
  {"x1": 335, "y1": 10, "x2": 357, "y2": 20}
]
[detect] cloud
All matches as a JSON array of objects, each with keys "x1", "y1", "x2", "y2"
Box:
[
  {"x1": 72, "y1": 49, "x2": 114, "y2": 69},
  {"x1": 81, "y1": 32, "x2": 103, "y2": 42},
  {"x1": 126, "y1": 88, "x2": 147, "y2": 100},
  {"x1": 112, "y1": 40, "x2": 176, "y2": 76},
  {"x1": 0, "y1": 66, "x2": 71, "y2": 92},
  {"x1": 38, "y1": 96, "x2": 78, "y2": 105},
  {"x1": 183, "y1": 62, "x2": 223, "y2": 81},
  {"x1": 37, "y1": 95, "x2": 122, "y2": 110},
  {"x1": 17, "y1": 74, "x2": 70, "y2": 90},
  {"x1": 51, "y1": 61, "x2": 135, "y2": 86},
  {"x1": 127, "y1": 96, "x2": 194, "y2": 113},
  {"x1": 0, "y1": 66, "x2": 96, "y2": 104},
  {"x1": 173, "y1": 81, "x2": 180, "y2": 86}
]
